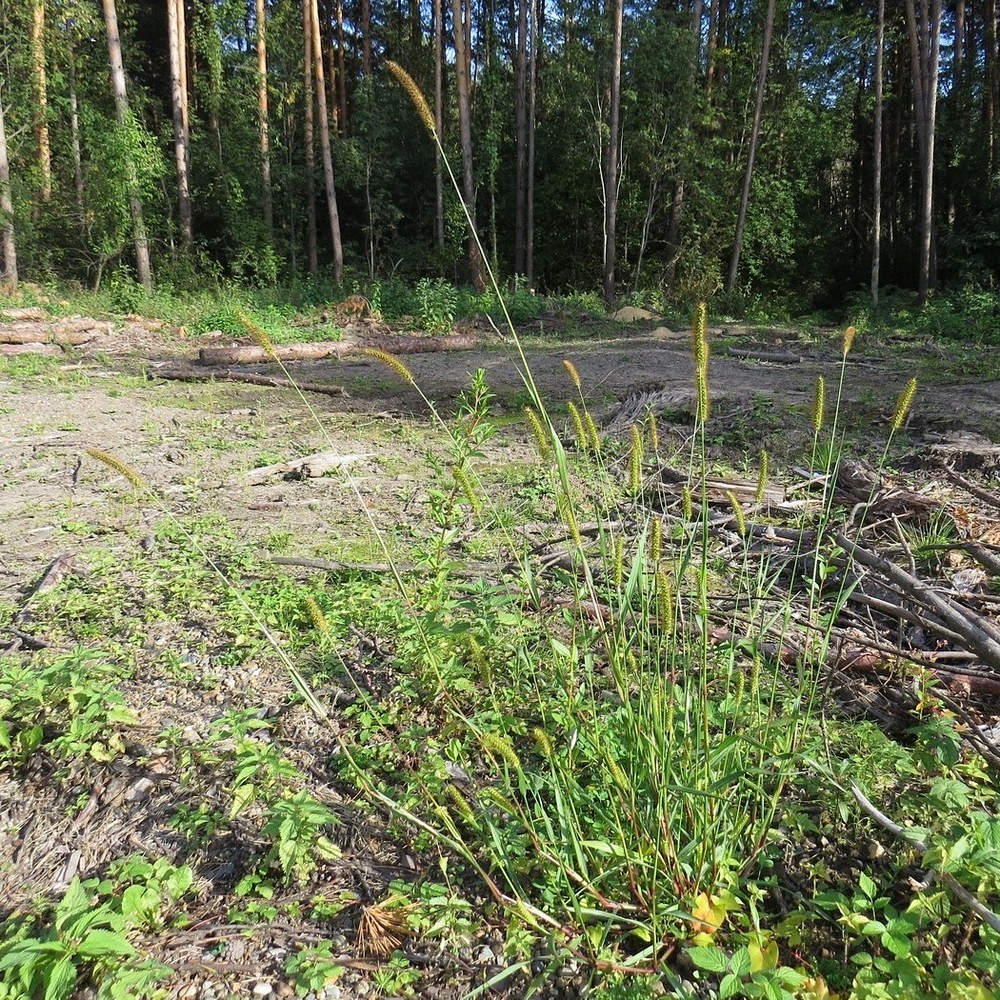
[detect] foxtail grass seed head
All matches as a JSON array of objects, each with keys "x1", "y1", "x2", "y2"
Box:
[
  {"x1": 691, "y1": 301, "x2": 708, "y2": 368},
  {"x1": 452, "y1": 463, "x2": 482, "y2": 514},
  {"x1": 842, "y1": 324, "x2": 857, "y2": 357},
  {"x1": 444, "y1": 783, "x2": 475, "y2": 822},
  {"x1": 567, "y1": 401, "x2": 587, "y2": 452},
  {"x1": 303, "y1": 595, "x2": 329, "y2": 633},
  {"x1": 386, "y1": 61, "x2": 435, "y2": 136},
  {"x1": 467, "y1": 635, "x2": 492, "y2": 684},
  {"x1": 480, "y1": 732, "x2": 522, "y2": 771},
  {"x1": 532, "y1": 727, "x2": 554, "y2": 760},
  {"x1": 562, "y1": 358, "x2": 582, "y2": 391},
  {"x1": 696, "y1": 364, "x2": 710, "y2": 424},
  {"x1": 361, "y1": 347, "x2": 415, "y2": 385},
  {"x1": 613, "y1": 536, "x2": 625, "y2": 588},
  {"x1": 628, "y1": 424, "x2": 644, "y2": 496},
  {"x1": 480, "y1": 786, "x2": 518, "y2": 816},
  {"x1": 892, "y1": 377, "x2": 918, "y2": 432},
  {"x1": 811, "y1": 376, "x2": 826, "y2": 434},
  {"x1": 234, "y1": 307, "x2": 278, "y2": 362},
  {"x1": 647, "y1": 409, "x2": 660, "y2": 452},
  {"x1": 755, "y1": 449, "x2": 768, "y2": 505},
  {"x1": 558, "y1": 493, "x2": 583, "y2": 548},
  {"x1": 524, "y1": 407, "x2": 551, "y2": 461},
  {"x1": 650, "y1": 517, "x2": 662, "y2": 562},
  {"x1": 86, "y1": 448, "x2": 147, "y2": 491},
  {"x1": 682, "y1": 485, "x2": 693, "y2": 522},
  {"x1": 656, "y1": 568, "x2": 674, "y2": 631},
  {"x1": 584, "y1": 409, "x2": 601, "y2": 453},
  {"x1": 606, "y1": 755, "x2": 630, "y2": 792},
  {"x1": 726, "y1": 491, "x2": 747, "y2": 538}
]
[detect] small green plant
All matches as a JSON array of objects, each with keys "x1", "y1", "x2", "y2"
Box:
[
  {"x1": 0, "y1": 646, "x2": 137, "y2": 767},
  {"x1": 415, "y1": 277, "x2": 457, "y2": 332},
  {"x1": 284, "y1": 941, "x2": 344, "y2": 996},
  {"x1": 0, "y1": 874, "x2": 175, "y2": 1000}
]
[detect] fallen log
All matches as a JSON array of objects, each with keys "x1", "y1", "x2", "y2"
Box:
[
  {"x1": 0, "y1": 316, "x2": 111, "y2": 344},
  {"x1": 0, "y1": 343, "x2": 64, "y2": 356},
  {"x1": 0, "y1": 307, "x2": 47, "y2": 321},
  {"x1": 157, "y1": 366, "x2": 346, "y2": 397},
  {"x1": 242, "y1": 449, "x2": 372, "y2": 485},
  {"x1": 198, "y1": 332, "x2": 480, "y2": 366}
]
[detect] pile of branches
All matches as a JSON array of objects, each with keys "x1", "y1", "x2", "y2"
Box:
[{"x1": 647, "y1": 456, "x2": 1000, "y2": 760}]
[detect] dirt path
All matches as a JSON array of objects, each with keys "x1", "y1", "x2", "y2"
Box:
[{"x1": 3, "y1": 325, "x2": 999, "y2": 601}]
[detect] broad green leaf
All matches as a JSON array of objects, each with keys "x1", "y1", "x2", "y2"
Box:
[
  {"x1": 75, "y1": 930, "x2": 135, "y2": 959},
  {"x1": 686, "y1": 945, "x2": 729, "y2": 973},
  {"x1": 43, "y1": 955, "x2": 77, "y2": 1000}
]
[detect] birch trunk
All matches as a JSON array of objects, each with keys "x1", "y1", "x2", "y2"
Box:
[
  {"x1": 0, "y1": 80, "x2": 17, "y2": 289},
  {"x1": 169, "y1": 0, "x2": 193, "y2": 246},
  {"x1": 256, "y1": 0, "x2": 274, "y2": 241},
  {"x1": 102, "y1": 0, "x2": 153, "y2": 289},
  {"x1": 32, "y1": 0, "x2": 52, "y2": 204},
  {"x1": 303, "y1": 0, "x2": 318, "y2": 274},
  {"x1": 308, "y1": 0, "x2": 344, "y2": 282},
  {"x1": 452, "y1": 0, "x2": 486, "y2": 290}
]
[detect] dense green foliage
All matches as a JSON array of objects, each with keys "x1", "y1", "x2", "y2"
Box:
[{"x1": 0, "y1": 0, "x2": 998, "y2": 310}]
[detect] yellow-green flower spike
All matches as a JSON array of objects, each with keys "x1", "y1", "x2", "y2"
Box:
[
  {"x1": 811, "y1": 375, "x2": 826, "y2": 434},
  {"x1": 524, "y1": 407, "x2": 551, "y2": 462},
  {"x1": 842, "y1": 324, "x2": 857, "y2": 356},
  {"x1": 628, "y1": 423, "x2": 643, "y2": 496},
  {"x1": 234, "y1": 307, "x2": 279, "y2": 362},
  {"x1": 567, "y1": 401, "x2": 587, "y2": 452},
  {"x1": 755, "y1": 449, "x2": 768, "y2": 505},
  {"x1": 86, "y1": 448, "x2": 147, "y2": 491},
  {"x1": 386, "y1": 61, "x2": 436, "y2": 136},
  {"x1": 892, "y1": 377, "x2": 918, "y2": 432},
  {"x1": 562, "y1": 358, "x2": 582, "y2": 390},
  {"x1": 362, "y1": 347, "x2": 415, "y2": 385},
  {"x1": 726, "y1": 491, "x2": 747, "y2": 538}
]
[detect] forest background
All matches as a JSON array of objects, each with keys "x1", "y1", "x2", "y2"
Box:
[{"x1": 0, "y1": 0, "x2": 997, "y2": 318}]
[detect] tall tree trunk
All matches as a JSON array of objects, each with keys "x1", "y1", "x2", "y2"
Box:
[
  {"x1": 102, "y1": 0, "x2": 153, "y2": 289},
  {"x1": 706, "y1": 0, "x2": 720, "y2": 96},
  {"x1": 904, "y1": 0, "x2": 942, "y2": 305},
  {"x1": 434, "y1": 0, "x2": 445, "y2": 251},
  {"x1": 198, "y1": 0, "x2": 225, "y2": 162},
  {"x1": 452, "y1": 0, "x2": 486, "y2": 289},
  {"x1": 602, "y1": 0, "x2": 624, "y2": 305},
  {"x1": 514, "y1": 0, "x2": 529, "y2": 275},
  {"x1": 725, "y1": 0, "x2": 776, "y2": 295},
  {"x1": 31, "y1": 0, "x2": 52, "y2": 205},
  {"x1": 0, "y1": 80, "x2": 17, "y2": 289},
  {"x1": 336, "y1": 0, "x2": 349, "y2": 135},
  {"x1": 872, "y1": 0, "x2": 885, "y2": 305},
  {"x1": 526, "y1": 0, "x2": 538, "y2": 284},
  {"x1": 168, "y1": 0, "x2": 194, "y2": 247},
  {"x1": 304, "y1": 0, "x2": 318, "y2": 274},
  {"x1": 256, "y1": 0, "x2": 274, "y2": 242},
  {"x1": 986, "y1": 0, "x2": 998, "y2": 174},
  {"x1": 361, "y1": 0, "x2": 372, "y2": 76},
  {"x1": 308, "y1": 0, "x2": 345, "y2": 281},
  {"x1": 68, "y1": 49, "x2": 85, "y2": 223}
]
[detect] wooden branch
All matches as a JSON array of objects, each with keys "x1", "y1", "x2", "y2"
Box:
[
  {"x1": 157, "y1": 366, "x2": 346, "y2": 396},
  {"x1": 242, "y1": 450, "x2": 372, "y2": 485},
  {"x1": 198, "y1": 333, "x2": 480, "y2": 366},
  {"x1": 851, "y1": 783, "x2": 1000, "y2": 934},
  {"x1": 832, "y1": 531, "x2": 1000, "y2": 673},
  {"x1": 726, "y1": 347, "x2": 802, "y2": 364}
]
